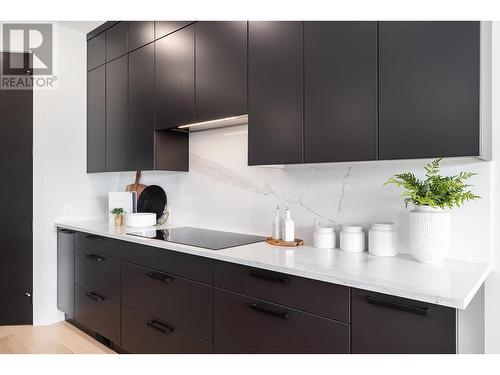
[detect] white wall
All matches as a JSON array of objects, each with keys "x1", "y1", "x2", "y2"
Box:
[
  {"x1": 115, "y1": 127, "x2": 491, "y2": 263},
  {"x1": 32, "y1": 23, "x2": 119, "y2": 325},
  {"x1": 485, "y1": 21, "x2": 500, "y2": 354}
]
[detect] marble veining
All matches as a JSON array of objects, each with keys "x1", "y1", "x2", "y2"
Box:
[
  {"x1": 55, "y1": 219, "x2": 490, "y2": 309},
  {"x1": 108, "y1": 124, "x2": 491, "y2": 263}
]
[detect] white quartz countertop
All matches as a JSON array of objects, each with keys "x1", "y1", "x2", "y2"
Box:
[{"x1": 55, "y1": 219, "x2": 490, "y2": 309}]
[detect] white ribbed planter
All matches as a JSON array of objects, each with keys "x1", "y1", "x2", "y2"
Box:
[{"x1": 409, "y1": 206, "x2": 451, "y2": 264}]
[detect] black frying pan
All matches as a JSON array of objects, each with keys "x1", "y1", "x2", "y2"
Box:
[{"x1": 137, "y1": 185, "x2": 167, "y2": 218}]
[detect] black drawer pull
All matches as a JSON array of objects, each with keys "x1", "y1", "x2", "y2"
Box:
[
  {"x1": 86, "y1": 253, "x2": 106, "y2": 262},
  {"x1": 58, "y1": 229, "x2": 74, "y2": 234},
  {"x1": 147, "y1": 319, "x2": 174, "y2": 334},
  {"x1": 249, "y1": 269, "x2": 290, "y2": 285},
  {"x1": 86, "y1": 292, "x2": 105, "y2": 302},
  {"x1": 250, "y1": 302, "x2": 291, "y2": 320},
  {"x1": 147, "y1": 271, "x2": 173, "y2": 283},
  {"x1": 366, "y1": 296, "x2": 429, "y2": 316},
  {"x1": 86, "y1": 234, "x2": 103, "y2": 242}
]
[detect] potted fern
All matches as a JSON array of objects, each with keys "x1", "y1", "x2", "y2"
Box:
[{"x1": 385, "y1": 158, "x2": 479, "y2": 264}]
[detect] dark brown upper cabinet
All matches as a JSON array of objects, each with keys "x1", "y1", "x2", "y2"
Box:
[
  {"x1": 106, "y1": 55, "x2": 129, "y2": 171},
  {"x1": 87, "y1": 65, "x2": 106, "y2": 173},
  {"x1": 128, "y1": 44, "x2": 155, "y2": 171},
  {"x1": 106, "y1": 22, "x2": 128, "y2": 62},
  {"x1": 155, "y1": 24, "x2": 195, "y2": 130},
  {"x1": 195, "y1": 21, "x2": 247, "y2": 123},
  {"x1": 379, "y1": 21, "x2": 480, "y2": 160},
  {"x1": 248, "y1": 21, "x2": 303, "y2": 165},
  {"x1": 304, "y1": 22, "x2": 378, "y2": 163},
  {"x1": 155, "y1": 21, "x2": 193, "y2": 39},
  {"x1": 87, "y1": 32, "x2": 105, "y2": 71},
  {"x1": 128, "y1": 21, "x2": 154, "y2": 52}
]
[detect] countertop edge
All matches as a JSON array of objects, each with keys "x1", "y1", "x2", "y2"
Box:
[{"x1": 54, "y1": 221, "x2": 490, "y2": 310}]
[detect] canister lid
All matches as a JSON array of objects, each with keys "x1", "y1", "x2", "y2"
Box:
[
  {"x1": 371, "y1": 222, "x2": 396, "y2": 231},
  {"x1": 315, "y1": 226, "x2": 335, "y2": 233},
  {"x1": 342, "y1": 225, "x2": 363, "y2": 232}
]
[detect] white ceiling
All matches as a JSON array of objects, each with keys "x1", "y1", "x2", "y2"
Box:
[{"x1": 57, "y1": 21, "x2": 105, "y2": 34}]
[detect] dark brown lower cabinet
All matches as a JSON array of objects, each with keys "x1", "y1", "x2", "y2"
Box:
[
  {"x1": 213, "y1": 288, "x2": 350, "y2": 354},
  {"x1": 60, "y1": 231, "x2": 463, "y2": 354},
  {"x1": 121, "y1": 261, "x2": 213, "y2": 341},
  {"x1": 121, "y1": 305, "x2": 213, "y2": 354},
  {"x1": 74, "y1": 284, "x2": 121, "y2": 344},
  {"x1": 75, "y1": 247, "x2": 121, "y2": 302},
  {"x1": 351, "y1": 289, "x2": 456, "y2": 354}
]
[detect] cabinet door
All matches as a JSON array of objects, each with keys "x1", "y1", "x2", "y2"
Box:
[
  {"x1": 128, "y1": 21, "x2": 154, "y2": 51},
  {"x1": 155, "y1": 25, "x2": 195, "y2": 129},
  {"x1": 195, "y1": 21, "x2": 247, "y2": 122},
  {"x1": 248, "y1": 22, "x2": 303, "y2": 165},
  {"x1": 106, "y1": 55, "x2": 128, "y2": 172},
  {"x1": 75, "y1": 284, "x2": 121, "y2": 344},
  {"x1": 379, "y1": 21, "x2": 480, "y2": 159},
  {"x1": 304, "y1": 22, "x2": 377, "y2": 163},
  {"x1": 155, "y1": 21, "x2": 192, "y2": 39},
  {"x1": 122, "y1": 305, "x2": 213, "y2": 354},
  {"x1": 106, "y1": 22, "x2": 128, "y2": 62},
  {"x1": 87, "y1": 32, "x2": 105, "y2": 71},
  {"x1": 87, "y1": 65, "x2": 106, "y2": 173},
  {"x1": 122, "y1": 261, "x2": 213, "y2": 341},
  {"x1": 128, "y1": 44, "x2": 154, "y2": 170},
  {"x1": 57, "y1": 229, "x2": 75, "y2": 318},
  {"x1": 351, "y1": 289, "x2": 456, "y2": 354},
  {"x1": 214, "y1": 289, "x2": 349, "y2": 354}
]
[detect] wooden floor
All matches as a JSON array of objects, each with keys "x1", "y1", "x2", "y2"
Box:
[{"x1": 0, "y1": 322, "x2": 115, "y2": 354}]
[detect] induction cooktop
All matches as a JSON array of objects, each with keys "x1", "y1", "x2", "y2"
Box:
[{"x1": 127, "y1": 227, "x2": 266, "y2": 250}]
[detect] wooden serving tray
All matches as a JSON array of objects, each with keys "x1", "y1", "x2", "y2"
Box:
[{"x1": 265, "y1": 237, "x2": 304, "y2": 247}]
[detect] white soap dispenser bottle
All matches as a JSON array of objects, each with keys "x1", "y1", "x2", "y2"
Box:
[
  {"x1": 283, "y1": 205, "x2": 295, "y2": 242},
  {"x1": 272, "y1": 205, "x2": 282, "y2": 240}
]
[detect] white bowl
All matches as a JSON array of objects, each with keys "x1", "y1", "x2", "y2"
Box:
[{"x1": 126, "y1": 213, "x2": 157, "y2": 228}]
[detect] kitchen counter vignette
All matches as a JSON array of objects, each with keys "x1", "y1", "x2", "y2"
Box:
[{"x1": 55, "y1": 219, "x2": 487, "y2": 354}]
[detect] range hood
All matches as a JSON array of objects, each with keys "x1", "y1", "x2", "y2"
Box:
[{"x1": 176, "y1": 114, "x2": 248, "y2": 132}]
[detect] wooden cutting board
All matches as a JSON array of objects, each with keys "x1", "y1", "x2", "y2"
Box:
[{"x1": 126, "y1": 171, "x2": 147, "y2": 198}]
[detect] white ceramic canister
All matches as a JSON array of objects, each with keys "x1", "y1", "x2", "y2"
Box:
[
  {"x1": 368, "y1": 222, "x2": 397, "y2": 256},
  {"x1": 340, "y1": 225, "x2": 365, "y2": 252},
  {"x1": 313, "y1": 227, "x2": 336, "y2": 249}
]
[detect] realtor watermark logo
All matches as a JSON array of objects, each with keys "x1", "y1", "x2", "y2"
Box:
[{"x1": 1, "y1": 23, "x2": 57, "y2": 90}]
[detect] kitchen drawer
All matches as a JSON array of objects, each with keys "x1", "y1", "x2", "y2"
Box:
[
  {"x1": 121, "y1": 241, "x2": 213, "y2": 284},
  {"x1": 122, "y1": 305, "x2": 213, "y2": 354},
  {"x1": 75, "y1": 284, "x2": 121, "y2": 344},
  {"x1": 75, "y1": 247, "x2": 120, "y2": 301},
  {"x1": 122, "y1": 261, "x2": 213, "y2": 341},
  {"x1": 214, "y1": 261, "x2": 350, "y2": 323},
  {"x1": 75, "y1": 232, "x2": 121, "y2": 259},
  {"x1": 351, "y1": 288, "x2": 456, "y2": 354},
  {"x1": 214, "y1": 288, "x2": 350, "y2": 354}
]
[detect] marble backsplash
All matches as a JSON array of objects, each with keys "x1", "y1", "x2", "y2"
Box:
[{"x1": 114, "y1": 124, "x2": 491, "y2": 263}]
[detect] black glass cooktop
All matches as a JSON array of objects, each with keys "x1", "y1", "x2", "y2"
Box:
[{"x1": 127, "y1": 227, "x2": 266, "y2": 250}]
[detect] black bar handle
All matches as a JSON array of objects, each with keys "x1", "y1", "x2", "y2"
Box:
[
  {"x1": 86, "y1": 253, "x2": 106, "y2": 262},
  {"x1": 147, "y1": 319, "x2": 174, "y2": 334},
  {"x1": 58, "y1": 229, "x2": 74, "y2": 234},
  {"x1": 147, "y1": 271, "x2": 173, "y2": 283},
  {"x1": 86, "y1": 234, "x2": 103, "y2": 242},
  {"x1": 249, "y1": 269, "x2": 290, "y2": 285},
  {"x1": 250, "y1": 302, "x2": 291, "y2": 320},
  {"x1": 366, "y1": 296, "x2": 429, "y2": 316},
  {"x1": 86, "y1": 292, "x2": 105, "y2": 302}
]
